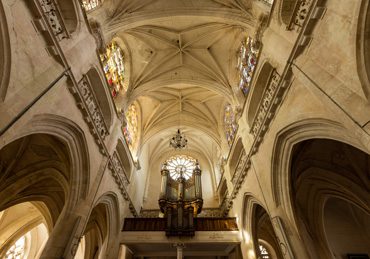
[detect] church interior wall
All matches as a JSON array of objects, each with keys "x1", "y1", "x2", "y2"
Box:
[{"x1": 0, "y1": 0, "x2": 369, "y2": 258}]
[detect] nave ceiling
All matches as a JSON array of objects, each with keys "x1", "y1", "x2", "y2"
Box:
[{"x1": 90, "y1": 0, "x2": 258, "y2": 162}]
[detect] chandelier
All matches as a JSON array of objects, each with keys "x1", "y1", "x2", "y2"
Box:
[{"x1": 170, "y1": 129, "x2": 188, "y2": 149}]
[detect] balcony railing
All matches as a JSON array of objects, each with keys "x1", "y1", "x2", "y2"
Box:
[
  {"x1": 250, "y1": 70, "x2": 280, "y2": 139},
  {"x1": 110, "y1": 151, "x2": 130, "y2": 186},
  {"x1": 36, "y1": 0, "x2": 69, "y2": 40},
  {"x1": 122, "y1": 218, "x2": 238, "y2": 232},
  {"x1": 68, "y1": 75, "x2": 109, "y2": 154},
  {"x1": 287, "y1": 0, "x2": 313, "y2": 31}
]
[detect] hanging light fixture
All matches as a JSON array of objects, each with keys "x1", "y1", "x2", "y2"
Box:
[{"x1": 169, "y1": 129, "x2": 188, "y2": 149}]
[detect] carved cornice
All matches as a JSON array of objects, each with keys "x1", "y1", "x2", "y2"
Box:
[
  {"x1": 111, "y1": 151, "x2": 130, "y2": 185},
  {"x1": 230, "y1": 69, "x2": 292, "y2": 200},
  {"x1": 108, "y1": 156, "x2": 138, "y2": 217},
  {"x1": 68, "y1": 75, "x2": 109, "y2": 155}
]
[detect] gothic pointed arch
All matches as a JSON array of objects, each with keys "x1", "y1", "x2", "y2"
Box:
[
  {"x1": 2, "y1": 114, "x2": 91, "y2": 207},
  {"x1": 229, "y1": 137, "x2": 245, "y2": 178},
  {"x1": 116, "y1": 138, "x2": 134, "y2": 181},
  {"x1": 0, "y1": 1, "x2": 11, "y2": 101},
  {"x1": 356, "y1": 0, "x2": 370, "y2": 100},
  {"x1": 270, "y1": 118, "x2": 368, "y2": 224},
  {"x1": 242, "y1": 195, "x2": 283, "y2": 259},
  {"x1": 247, "y1": 61, "x2": 275, "y2": 126},
  {"x1": 83, "y1": 192, "x2": 120, "y2": 259},
  {"x1": 289, "y1": 138, "x2": 370, "y2": 258},
  {"x1": 86, "y1": 66, "x2": 115, "y2": 129}
]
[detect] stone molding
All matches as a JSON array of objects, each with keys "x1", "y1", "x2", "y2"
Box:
[
  {"x1": 111, "y1": 151, "x2": 130, "y2": 186},
  {"x1": 230, "y1": 69, "x2": 289, "y2": 200},
  {"x1": 68, "y1": 75, "x2": 109, "y2": 155},
  {"x1": 108, "y1": 157, "x2": 138, "y2": 217}
]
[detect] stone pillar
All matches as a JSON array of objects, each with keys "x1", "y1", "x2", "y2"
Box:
[
  {"x1": 175, "y1": 243, "x2": 185, "y2": 259},
  {"x1": 160, "y1": 162, "x2": 169, "y2": 200},
  {"x1": 40, "y1": 212, "x2": 82, "y2": 259},
  {"x1": 193, "y1": 160, "x2": 202, "y2": 199}
]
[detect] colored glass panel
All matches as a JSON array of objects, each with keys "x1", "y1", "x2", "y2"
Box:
[
  {"x1": 100, "y1": 41, "x2": 126, "y2": 98},
  {"x1": 224, "y1": 104, "x2": 238, "y2": 146},
  {"x1": 237, "y1": 37, "x2": 259, "y2": 95}
]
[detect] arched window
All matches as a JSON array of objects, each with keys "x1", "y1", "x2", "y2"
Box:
[
  {"x1": 224, "y1": 104, "x2": 238, "y2": 146},
  {"x1": 259, "y1": 243, "x2": 271, "y2": 259},
  {"x1": 82, "y1": 0, "x2": 101, "y2": 11},
  {"x1": 100, "y1": 41, "x2": 126, "y2": 98},
  {"x1": 123, "y1": 104, "x2": 138, "y2": 152},
  {"x1": 237, "y1": 37, "x2": 260, "y2": 96},
  {"x1": 5, "y1": 236, "x2": 26, "y2": 259},
  {"x1": 166, "y1": 155, "x2": 197, "y2": 180}
]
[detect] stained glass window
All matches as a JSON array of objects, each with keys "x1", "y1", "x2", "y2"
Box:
[
  {"x1": 123, "y1": 104, "x2": 138, "y2": 151},
  {"x1": 5, "y1": 236, "x2": 25, "y2": 259},
  {"x1": 166, "y1": 155, "x2": 197, "y2": 180},
  {"x1": 237, "y1": 37, "x2": 260, "y2": 95},
  {"x1": 100, "y1": 41, "x2": 126, "y2": 98},
  {"x1": 82, "y1": 0, "x2": 101, "y2": 11},
  {"x1": 224, "y1": 104, "x2": 238, "y2": 146},
  {"x1": 259, "y1": 244, "x2": 270, "y2": 259}
]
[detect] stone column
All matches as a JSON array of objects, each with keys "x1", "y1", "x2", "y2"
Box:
[
  {"x1": 175, "y1": 243, "x2": 185, "y2": 259},
  {"x1": 193, "y1": 160, "x2": 202, "y2": 199},
  {"x1": 40, "y1": 212, "x2": 82, "y2": 259},
  {"x1": 160, "y1": 162, "x2": 169, "y2": 200}
]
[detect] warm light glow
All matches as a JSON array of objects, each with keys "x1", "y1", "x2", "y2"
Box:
[
  {"x1": 5, "y1": 236, "x2": 26, "y2": 259},
  {"x1": 82, "y1": 0, "x2": 101, "y2": 11},
  {"x1": 248, "y1": 249, "x2": 256, "y2": 258},
  {"x1": 243, "y1": 230, "x2": 251, "y2": 244},
  {"x1": 166, "y1": 155, "x2": 197, "y2": 180},
  {"x1": 123, "y1": 104, "x2": 138, "y2": 152},
  {"x1": 100, "y1": 41, "x2": 126, "y2": 98}
]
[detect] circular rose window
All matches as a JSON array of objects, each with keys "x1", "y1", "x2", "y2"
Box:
[{"x1": 166, "y1": 155, "x2": 196, "y2": 180}]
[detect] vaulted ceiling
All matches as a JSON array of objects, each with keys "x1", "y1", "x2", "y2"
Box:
[{"x1": 92, "y1": 0, "x2": 257, "y2": 162}]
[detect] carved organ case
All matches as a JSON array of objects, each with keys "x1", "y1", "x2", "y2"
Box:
[{"x1": 158, "y1": 157, "x2": 203, "y2": 236}]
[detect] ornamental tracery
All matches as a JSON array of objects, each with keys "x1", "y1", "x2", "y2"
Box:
[
  {"x1": 166, "y1": 155, "x2": 197, "y2": 181},
  {"x1": 237, "y1": 37, "x2": 260, "y2": 96},
  {"x1": 259, "y1": 244, "x2": 271, "y2": 259},
  {"x1": 100, "y1": 41, "x2": 126, "y2": 99}
]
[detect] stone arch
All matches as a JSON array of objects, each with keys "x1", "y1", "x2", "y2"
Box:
[
  {"x1": 279, "y1": 0, "x2": 297, "y2": 26},
  {"x1": 289, "y1": 138, "x2": 370, "y2": 258},
  {"x1": 1, "y1": 114, "x2": 91, "y2": 208},
  {"x1": 86, "y1": 66, "x2": 114, "y2": 129},
  {"x1": 323, "y1": 197, "x2": 370, "y2": 258},
  {"x1": 229, "y1": 137, "x2": 245, "y2": 178},
  {"x1": 271, "y1": 118, "x2": 368, "y2": 224},
  {"x1": 0, "y1": 134, "x2": 74, "y2": 225},
  {"x1": 247, "y1": 61, "x2": 275, "y2": 126},
  {"x1": 0, "y1": 202, "x2": 49, "y2": 258},
  {"x1": 83, "y1": 192, "x2": 120, "y2": 259},
  {"x1": 0, "y1": 1, "x2": 11, "y2": 101},
  {"x1": 117, "y1": 138, "x2": 133, "y2": 180},
  {"x1": 242, "y1": 195, "x2": 283, "y2": 259},
  {"x1": 356, "y1": 0, "x2": 370, "y2": 100},
  {"x1": 58, "y1": 0, "x2": 80, "y2": 35}
]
